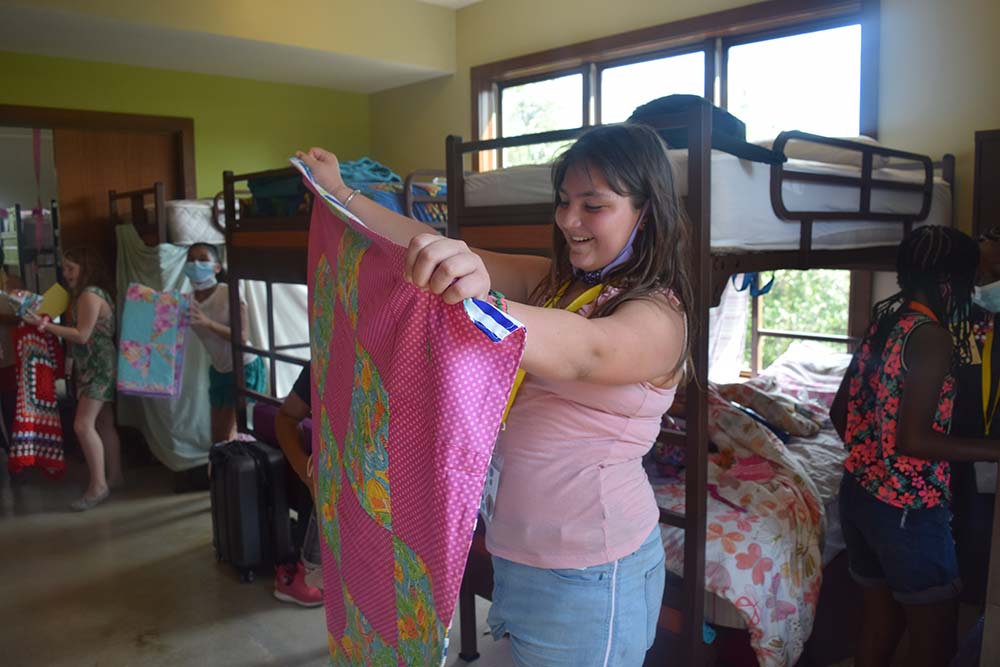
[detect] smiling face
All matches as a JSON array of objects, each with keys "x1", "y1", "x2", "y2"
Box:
[
  {"x1": 555, "y1": 163, "x2": 642, "y2": 273},
  {"x1": 62, "y1": 258, "x2": 81, "y2": 290}
]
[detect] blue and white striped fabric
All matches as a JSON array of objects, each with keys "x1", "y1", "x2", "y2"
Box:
[{"x1": 464, "y1": 298, "x2": 524, "y2": 343}]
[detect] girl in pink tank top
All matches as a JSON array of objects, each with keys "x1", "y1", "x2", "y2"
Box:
[{"x1": 300, "y1": 124, "x2": 692, "y2": 666}]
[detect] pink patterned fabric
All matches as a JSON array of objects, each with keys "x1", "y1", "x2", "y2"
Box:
[{"x1": 305, "y1": 173, "x2": 525, "y2": 666}]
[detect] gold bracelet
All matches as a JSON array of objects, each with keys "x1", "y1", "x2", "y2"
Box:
[{"x1": 343, "y1": 188, "x2": 361, "y2": 210}]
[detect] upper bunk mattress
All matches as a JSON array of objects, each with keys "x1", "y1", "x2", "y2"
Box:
[{"x1": 463, "y1": 149, "x2": 952, "y2": 252}]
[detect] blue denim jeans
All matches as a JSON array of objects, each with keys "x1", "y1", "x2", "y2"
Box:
[
  {"x1": 839, "y1": 472, "x2": 961, "y2": 604},
  {"x1": 487, "y1": 526, "x2": 665, "y2": 667}
]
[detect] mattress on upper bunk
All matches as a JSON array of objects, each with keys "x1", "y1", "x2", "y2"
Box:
[
  {"x1": 463, "y1": 149, "x2": 952, "y2": 250},
  {"x1": 135, "y1": 199, "x2": 232, "y2": 246}
]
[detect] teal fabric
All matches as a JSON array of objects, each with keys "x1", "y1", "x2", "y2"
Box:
[
  {"x1": 115, "y1": 225, "x2": 212, "y2": 471},
  {"x1": 208, "y1": 356, "x2": 266, "y2": 409}
]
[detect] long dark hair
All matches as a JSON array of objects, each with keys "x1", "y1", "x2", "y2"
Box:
[
  {"x1": 529, "y1": 123, "x2": 693, "y2": 377},
  {"x1": 863, "y1": 225, "x2": 978, "y2": 373},
  {"x1": 62, "y1": 246, "x2": 114, "y2": 300}
]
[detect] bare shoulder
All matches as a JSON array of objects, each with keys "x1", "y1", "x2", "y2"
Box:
[{"x1": 903, "y1": 321, "x2": 952, "y2": 371}]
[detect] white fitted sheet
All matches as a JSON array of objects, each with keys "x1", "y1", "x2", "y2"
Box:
[{"x1": 463, "y1": 149, "x2": 951, "y2": 251}]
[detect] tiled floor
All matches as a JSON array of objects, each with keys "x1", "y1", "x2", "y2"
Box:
[{"x1": 0, "y1": 450, "x2": 513, "y2": 666}]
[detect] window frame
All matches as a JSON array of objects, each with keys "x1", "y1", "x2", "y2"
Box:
[
  {"x1": 746, "y1": 269, "x2": 870, "y2": 374},
  {"x1": 470, "y1": 0, "x2": 879, "y2": 167}
]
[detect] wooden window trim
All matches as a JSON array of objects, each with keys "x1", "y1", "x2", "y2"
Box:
[
  {"x1": 0, "y1": 104, "x2": 196, "y2": 198},
  {"x1": 471, "y1": 0, "x2": 879, "y2": 168}
]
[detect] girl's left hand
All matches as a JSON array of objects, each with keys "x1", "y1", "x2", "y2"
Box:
[
  {"x1": 404, "y1": 233, "x2": 490, "y2": 305},
  {"x1": 22, "y1": 312, "x2": 42, "y2": 328},
  {"x1": 189, "y1": 301, "x2": 209, "y2": 328}
]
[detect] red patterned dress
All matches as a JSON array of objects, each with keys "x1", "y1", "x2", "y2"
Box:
[{"x1": 843, "y1": 311, "x2": 954, "y2": 509}]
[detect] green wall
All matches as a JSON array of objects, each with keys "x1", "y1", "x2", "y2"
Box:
[{"x1": 0, "y1": 51, "x2": 371, "y2": 198}]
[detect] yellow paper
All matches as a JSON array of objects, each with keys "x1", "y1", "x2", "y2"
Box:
[{"x1": 38, "y1": 283, "x2": 70, "y2": 318}]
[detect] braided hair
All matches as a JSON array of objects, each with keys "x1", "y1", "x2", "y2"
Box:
[{"x1": 865, "y1": 225, "x2": 979, "y2": 372}]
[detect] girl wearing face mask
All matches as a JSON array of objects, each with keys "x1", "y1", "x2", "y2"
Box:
[
  {"x1": 942, "y1": 231, "x2": 1000, "y2": 641},
  {"x1": 185, "y1": 243, "x2": 266, "y2": 444},
  {"x1": 22, "y1": 247, "x2": 120, "y2": 511},
  {"x1": 830, "y1": 226, "x2": 1000, "y2": 667}
]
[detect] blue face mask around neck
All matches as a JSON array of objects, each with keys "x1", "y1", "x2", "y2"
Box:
[
  {"x1": 184, "y1": 260, "x2": 218, "y2": 289},
  {"x1": 973, "y1": 280, "x2": 1000, "y2": 313}
]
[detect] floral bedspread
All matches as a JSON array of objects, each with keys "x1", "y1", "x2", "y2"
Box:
[{"x1": 654, "y1": 384, "x2": 828, "y2": 667}]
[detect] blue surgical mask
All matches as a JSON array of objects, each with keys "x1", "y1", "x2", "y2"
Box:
[
  {"x1": 973, "y1": 280, "x2": 1000, "y2": 313},
  {"x1": 184, "y1": 260, "x2": 218, "y2": 289}
]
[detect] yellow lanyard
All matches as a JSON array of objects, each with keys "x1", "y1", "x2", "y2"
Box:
[
  {"x1": 500, "y1": 282, "x2": 604, "y2": 423},
  {"x1": 983, "y1": 328, "x2": 1000, "y2": 436}
]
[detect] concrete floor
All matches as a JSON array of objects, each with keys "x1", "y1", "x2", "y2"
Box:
[{"x1": 0, "y1": 452, "x2": 513, "y2": 667}]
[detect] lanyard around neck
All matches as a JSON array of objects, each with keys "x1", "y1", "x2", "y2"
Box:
[
  {"x1": 983, "y1": 327, "x2": 1000, "y2": 435},
  {"x1": 908, "y1": 300, "x2": 939, "y2": 323},
  {"x1": 501, "y1": 282, "x2": 604, "y2": 424}
]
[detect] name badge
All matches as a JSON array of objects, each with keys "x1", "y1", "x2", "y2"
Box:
[{"x1": 480, "y1": 455, "x2": 502, "y2": 522}]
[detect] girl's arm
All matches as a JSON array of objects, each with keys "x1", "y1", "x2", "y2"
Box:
[
  {"x1": 297, "y1": 148, "x2": 551, "y2": 302},
  {"x1": 506, "y1": 296, "x2": 686, "y2": 385},
  {"x1": 405, "y1": 230, "x2": 685, "y2": 384},
  {"x1": 191, "y1": 300, "x2": 250, "y2": 343},
  {"x1": 28, "y1": 291, "x2": 103, "y2": 345},
  {"x1": 276, "y1": 391, "x2": 311, "y2": 490},
  {"x1": 830, "y1": 363, "x2": 852, "y2": 442},
  {"x1": 897, "y1": 324, "x2": 1000, "y2": 461}
]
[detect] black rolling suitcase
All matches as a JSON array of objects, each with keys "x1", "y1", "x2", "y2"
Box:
[{"x1": 209, "y1": 440, "x2": 295, "y2": 582}]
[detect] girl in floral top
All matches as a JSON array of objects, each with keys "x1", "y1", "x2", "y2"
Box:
[
  {"x1": 24, "y1": 247, "x2": 120, "y2": 511},
  {"x1": 831, "y1": 226, "x2": 1000, "y2": 667}
]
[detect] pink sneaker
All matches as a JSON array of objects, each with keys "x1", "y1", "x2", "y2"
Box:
[{"x1": 273, "y1": 562, "x2": 323, "y2": 607}]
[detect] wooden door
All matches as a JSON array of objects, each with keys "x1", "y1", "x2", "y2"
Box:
[{"x1": 53, "y1": 127, "x2": 183, "y2": 265}]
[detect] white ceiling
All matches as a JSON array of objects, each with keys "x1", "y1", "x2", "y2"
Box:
[
  {"x1": 0, "y1": 4, "x2": 451, "y2": 94},
  {"x1": 415, "y1": 0, "x2": 484, "y2": 8}
]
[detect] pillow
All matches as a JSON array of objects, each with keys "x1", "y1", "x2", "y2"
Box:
[
  {"x1": 752, "y1": 341, "x2": 852, "y2": 412},
  {"x1": 757, "y1": 135, "x2": 889, "y2": 169}
]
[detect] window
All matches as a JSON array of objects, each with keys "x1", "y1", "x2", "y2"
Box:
[
  {"x1": 471, "y1": 1, "x2": 878, "y2": 165},
  {"x1": 726, "y1": 24, "x2": 862, "y2": 141},
  {"x1": 599, "y1": 51, "x2": 706, "y2": 124},
  {"x1": 500, "y1": 73, "x2": 583, "y2": 167},
  {"x1": 744, "y1": 269, "x2": 853, "y2": 372}
]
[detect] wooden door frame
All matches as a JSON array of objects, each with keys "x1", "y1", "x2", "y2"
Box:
[{"x1": 0, "y1": 104, "x2": 196, "y2": 198}]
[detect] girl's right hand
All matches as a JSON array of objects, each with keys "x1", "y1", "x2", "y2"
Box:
[
  {"x1": 405, "y1": 233, "x2": 491, "y2": 305},
  {"x1": 295, "y1": 148, "x2": 347, "y2": 199}
]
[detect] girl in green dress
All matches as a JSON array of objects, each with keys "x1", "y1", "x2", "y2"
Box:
[{"x1": 24, "y1": 247, "x2": 120, "y2": 511}]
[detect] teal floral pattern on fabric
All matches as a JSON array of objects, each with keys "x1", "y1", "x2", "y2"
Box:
[
  {"x1": 344, "y1": 341, "x2": 391, "y2": 530},
  {"x1": 394, "y1": 537, "x2": 447, "y2": 667},
  {"x1": 317, "y1": 407, "x2": 342, "y2": 563},
  {"x1": 337, "y1": 228, "x2": 370, "y2": 330},
  {"x1": 334, "y1": 585, "x2": 397, "y2": 667},
  {"x1": 311, "y1": 255, "x2": 335, "y2": 398}
]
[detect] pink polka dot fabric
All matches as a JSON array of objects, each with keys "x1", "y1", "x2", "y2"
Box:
[{"x1": 306, "y1": 182, "x2": 525, "y2": 666}]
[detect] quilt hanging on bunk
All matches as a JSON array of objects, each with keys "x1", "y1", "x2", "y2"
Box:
[
  {"x1": 8, "y1": 326, "x2": 65, "y2": 477},
  {"x1": 117, "y1": 283, "x2": 192, "y2": 398},
  {"x1": 295, "y1": 157, "x2": 526, "y2": 667}
]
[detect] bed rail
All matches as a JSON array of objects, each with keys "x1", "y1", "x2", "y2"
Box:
[
  {"x1": 769, "y1": 131, "x2": 942, "y2": 267},
  {"x1": 223, "y1": 166, "x2": 311, "y2": 421},
  {"x1": 108, "y1": 182, "x2": 166, "y2": 246},
  {"x1": 403, "y1": 168, "x2": 446, "y2": 221}
]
